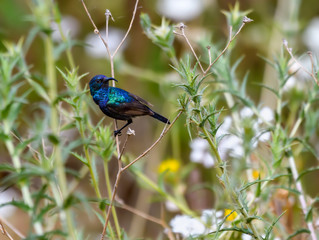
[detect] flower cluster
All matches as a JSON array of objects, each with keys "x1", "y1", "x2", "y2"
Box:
[
  {"x1": 217, "y1": 106, "x2": 274, "y2": 160},
  {"x1": 189, "y1": 138, "x2": 215, "y2": 168},
  {"x1": 169, "y1": 209, "x2": 223, "y2": 238}
]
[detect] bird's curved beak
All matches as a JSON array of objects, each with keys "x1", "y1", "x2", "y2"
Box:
[{"x1": 104, "y1": 77, "x2": 118, "y2": 82}]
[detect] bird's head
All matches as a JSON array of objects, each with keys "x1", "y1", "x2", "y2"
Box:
[{"x1": 89, "y1": 75, "x2": 118, "y2": 93}]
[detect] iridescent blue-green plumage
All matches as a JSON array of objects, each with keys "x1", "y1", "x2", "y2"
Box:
[{"x1": 89, "y1": 75, "x2": 170, "y2": 136}]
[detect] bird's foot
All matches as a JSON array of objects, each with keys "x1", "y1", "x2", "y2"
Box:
[{"x1": 114, "y1": 130, "x2": 122, "y2": 137}]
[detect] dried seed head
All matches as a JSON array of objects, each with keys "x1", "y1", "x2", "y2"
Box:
[
  {"x1": 243, "y1": 16, "x2": 253, "y2": 23},
  {"x1": 178, "y1": 22, "x2": 186, "y2": 30},
  {"x1": 127, "y1": 128, "x2": 135, "y2": 136}
]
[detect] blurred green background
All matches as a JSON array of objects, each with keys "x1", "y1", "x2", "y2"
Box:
[{"x1": 1, "y1": 0, "x2": 319, "y2": 239}]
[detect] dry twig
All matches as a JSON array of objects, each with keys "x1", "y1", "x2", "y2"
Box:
[
  {"x1": 283, "y1": 39, "x2": 319, "y2": 86},
  {"x1": 174, "y1": 16, "x2": 253, "y2": 76},
  {"x1": 0, "y1": 220, "x2": 14, "y2": 240},
  {"x1": 81, "y1": 1, "x2": 178, "y2": 239}
]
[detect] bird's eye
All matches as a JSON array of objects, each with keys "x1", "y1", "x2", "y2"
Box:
[{"x1": 96, "y1": 79, "x2": 101, "y2": 84}]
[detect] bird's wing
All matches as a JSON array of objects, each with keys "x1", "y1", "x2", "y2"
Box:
[{"x1": 128, "y1": 92, "x2": 153, "y2": 107}]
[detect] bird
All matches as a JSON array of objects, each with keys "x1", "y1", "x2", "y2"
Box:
[{"x1": 89, "y1": 74, "x2": 170, "y2": 136}]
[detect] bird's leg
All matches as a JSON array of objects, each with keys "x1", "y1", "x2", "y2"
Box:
[{"x1": 114, "y1": 119, "x2": 133, "y2": 136}]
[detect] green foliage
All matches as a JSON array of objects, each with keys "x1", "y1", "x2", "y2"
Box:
[{"x1": 1, "y1": 1, "x2": 319, "y2": 239}]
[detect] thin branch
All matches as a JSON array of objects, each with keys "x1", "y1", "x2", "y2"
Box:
[
  {"x1": 288, "y1": 154, "x2": 318, "y2": 240},
  {"x1": 105, "y1": 9, "x2": 114, "y2": 45},
  {"x1": 119, "y1": 134, "x2": 130, "y2": 159},
  {"x1": 0, "y1": 219, "x2": 17, "y2": 240},
  {"x1": 283, "y1": 39, "x2": 319, "y2": 86},
  {"x1": 112, "y1": 0, "x2": 139, "y2": 57},
  {"x1": 82, "y1": 1, "x2": 174, "y2": 239},
  {"x1": 174, "y1": 17, "x2": 252, "y2": 76},
  {"x1": 101, "y1": 111, "x2": 181, "y2": 239},
  {"x1": 176, "y1": 23, "x2": 205, "y2": 73},
  {"x1": 122, "y1": 111, "x2": 181, "y2": 171},
  {"x1": 117, "y1": 199, "x2": 163, "y2": 226},
  {"x1": 81, "y1": 0, "x2": 112, "y2": 58},
  {"x1": 207, "y1": 46, "x2": 212, "y2": 66},
  {"x1": 101, "y1": 166, "x2": 121, "y2": 239},
  {"x1": 308, "y1": 51, "x2": 315, "y2": 76},
  {"x1": 204, "y1": 17, "x2": 251, "y2": 75}
]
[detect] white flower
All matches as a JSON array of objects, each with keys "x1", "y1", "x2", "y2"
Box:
[
  {"x1": 170, "y1": 215, "x2": 205, "y2": 237},
  {"x1": 190, "y1": 138, "x2": 215, "y2": 168},
  {"x1": 242, "y1": 234, "x2": 252, "y2": 240},
  {"x1": 157, "y1": 0, "x2": 204, "y2": 22},
  {"x1": 84, "y1": 28, "x2": 127, "y2": 58},
  {"x1": 217, "y1": 118, "x2": 244, "y2": 159},
  {"x1": 259, "y1": 107, "x2": 274, "y2": 123},
  {"x1": 216, "y1": 116, "x2": 232, "y2": 138},
  {"x1": 217, "y1": 106, "x2": 273, "y2": 159},
  {"x1": 51, "y1": 15, "x2": 80, "y2": 42},
  {"x1": 303, "y1": 17, "x2": 319, "y2": 54},
  {"x1": 259, "y1": 131, "x2": 271, "y2": 142},
  {"x1": 169, "y1": 209, "x2": 223, "y2": 238},
  {"x1": 240, "y1": 107, "x2": 254, "y2": 119},
  {"x1": 201, "y1": 209, "x2": 223, "y2": 230}
]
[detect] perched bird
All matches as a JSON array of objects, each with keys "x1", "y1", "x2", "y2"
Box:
[{"x1": 89, "y1": 74, "x2": 170, "y2": 136}]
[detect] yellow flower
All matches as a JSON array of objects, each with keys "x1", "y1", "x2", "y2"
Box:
[
  {"x1": 158, "y1": 158, "x2": 180, "y2": 174},
  {"x1": 252, "y1": 169, "x2": 260, "y2": 180},
  {"x1": 224, "y1": 209, "x2": 238, "y2": 221}
]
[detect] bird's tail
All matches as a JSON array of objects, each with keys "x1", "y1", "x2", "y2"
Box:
[{"x1": 151, "y1": 111, "x2": 170, "y2": 124}]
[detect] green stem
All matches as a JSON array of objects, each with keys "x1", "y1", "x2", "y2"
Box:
[
  {"x1": 4, "y1": 138, "x2": 44, "y2": 235},
  {"x1": 199, "y1": 124, "x2": 262, "y2": 239},
  {"x1": 44, "y1": 35, "x2": 76, "y2": 239},
  {"x1": 133, "y1": 169, "x2": 195, "y2": 217},
  {"x1": 56, "y1": 20, "x2": 75, "y2": 69},
  {"x1": 76, "y1": 121, "x2": 116, "y2": 239}
]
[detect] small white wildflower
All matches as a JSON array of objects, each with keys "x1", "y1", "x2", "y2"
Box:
[
  {"x1": 157, "y1": 0, "x2": 204, "y2": 22},
  {"x1": 169, "y1": 209, "x2": 223, "y2": 238},
  {"x1": 240, "y1": 107, "x2": 254, "y2": 119},
  {"x1": 190, "y1": 138, "x2": 215, "y2": 168},
  {"x1": 283, "y1": 76, "x2": 298, "y2": 92},
  {"x1": 170, "y1": 215, "x2": 205, "y2": 237},
  {"x1": 218, "y1": 135, "x2": 243, "y2": 159},
  {"x1": 217, "y1": 117, "x2": 245, "y2": 159},
  {"x1": 200, "y1": 209, "x2": 223, "y2": 231},
  {"x1": 242, "y1": 234, "x2": 252, "y2": 240},
  {"x1": 259, "y1": 131, "x2": 271, "y2": 142},
  {"x1": 259, "y1": 107, "x2": 274, "y2": 123},
  {"x1": 216, "y1": 116, "x2": 232, "y2": 138}
]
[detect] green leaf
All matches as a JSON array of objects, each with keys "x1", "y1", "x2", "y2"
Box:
[
  {"x1": 14, "y1": 136, "x2": 38, "y2": 156},
  {"x1": 240, "y1": 178, "x2": 272, "y2": 192},
  {"x1": 47, "y1": 133, "x2": 60, "y2": 145},
  {"x1": 0, "y1": 163, "x2": 16, "y2": 172},
  {"x1": 264, "y1": 210, "x2": 286, "y2": 239},
  {"x1": 252, "y1": 82, "x2": 279, "y2": 98},
  {"x1": 297, "y1": 166, "x2": 319, "y2": 181},
  {"x1": 0, "y1": 200, "x2": 31, "y2": 211},
  {"x1": 71, "y1": 152, "x2": 88, "y2": 166},
  {"x1": 287, "y1": 229, "x2": 310, "y2": 240},
  {"x1": 27, "y1": 78, "x2": 51, "y2": 103}
]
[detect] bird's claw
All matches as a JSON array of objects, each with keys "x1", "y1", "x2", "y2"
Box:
[{"x1": 114, "y1": 130, "x2": 122, "y2": 137}]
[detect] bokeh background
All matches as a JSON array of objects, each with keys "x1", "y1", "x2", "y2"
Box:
[{"x1": 1, "y1": 0, "x2": 319, "y2": 239}]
